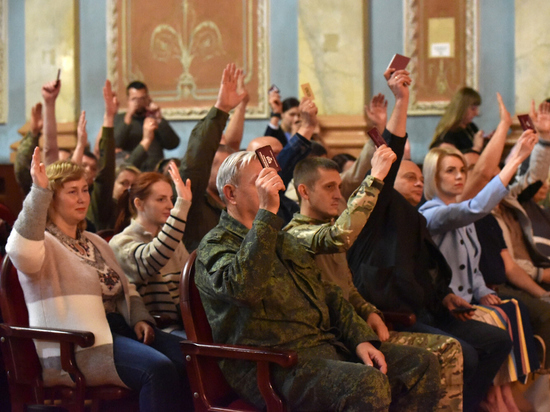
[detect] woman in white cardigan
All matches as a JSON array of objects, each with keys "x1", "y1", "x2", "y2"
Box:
[
  {"x1": 6, "y1": 148, "x2": 192, "y2": 411},
  {"x1": 110, "y1": 163, "x2": 191, "y2": 336}
]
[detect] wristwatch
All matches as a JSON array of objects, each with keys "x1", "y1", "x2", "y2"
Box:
[{"x1": 270, "y1": 112, "x2": 282, "y2": 119}]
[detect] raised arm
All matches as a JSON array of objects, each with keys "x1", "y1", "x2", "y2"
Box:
[
  {"x1": 289, "y1": 147, "x2": 395, "y2": 254},
  {"x1": 71, "y1": 111, "x2": 87, "y2": 165},
  {"x1": 222, "y1": 69, "x2": 248, "y2": 151},
  {"x1": 110, "y1": 163, "x2": 191, "y2": 285},
  {"x1": 86, "y1": 80, "x2": 118, "y2": 230},
  {"x1": 384, "y1": 68, "x2": 411, "y2": 138},
  {"x1": 460, "y1": 93, "x2": 512, "y2": 201},
  {"x1": 6, "y1": 147, "x2": 51, "y2": 274},
  {"x1": 42, "y1": 80, "x2": 61, "y2": 165},
  {"x1": 15, "y1": 103, "x2": 43, "y2": 195}
]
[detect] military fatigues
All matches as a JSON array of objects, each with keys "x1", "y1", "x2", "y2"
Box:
[
  {"x1": 196, "y1": 206, "x2": 441, "y2": 411},
  {"x1": 284, "y1": 174, "x2": 463, "y2": 411}
]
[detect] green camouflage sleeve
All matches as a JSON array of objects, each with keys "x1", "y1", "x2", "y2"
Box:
[
  {"x1": 348, "y1": 280, "x2": 383, "y2": 322},
  {"x1": 198, "y1": 209, "x2": 284, "y2": 306},
  {"x1": 14, "y1": 131, "x2": 40, "y2": 195},
  {"x1": 291, "y1": 175, "x2": 383, "y2": 254},
  {"x1": 322, "y1": 280, "x2": 380, "y2": 349}
]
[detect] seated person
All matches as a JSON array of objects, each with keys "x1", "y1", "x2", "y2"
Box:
[
  {"x1": 195, "y1": 150, "x2": 441, "y2": 412},
  {"x1": 265, "y1": 88, "x2": 301, "y2": 147},
  {"x1": 332, "y1": 152, "x2": 356, "y2": 173},
  {"x1": 112, "y1": 164, "x2": 140, "y2": 201},
  {"x1": 420, "y1": 141, "x2": 540, "y2": 410},
  {"x1": 114, "y1": 81, "x2": 180, "y2": 171},
  {"x1": 6, "y1": 150, "x2": 192, "y2": 411},
  {"x1": 110, "y1": 164, "x2": 191, "y2": 336},
  {"x1": 285, "y1": 156, "x2": 464, "y2": 411},
  {"x1": 429, "y1": 87, "x2": 484, "y2": 152},
  {"x1": 347, "y1": 93, "x2": 513, "y2": 412}
]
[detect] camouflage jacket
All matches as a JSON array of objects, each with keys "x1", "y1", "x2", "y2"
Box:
[
  {"x1": 196, "y1": 209, "x2": 379, "y2": 356},
  {"x1": 284, "y1": 175, "x2": 384, "y2": 321}
]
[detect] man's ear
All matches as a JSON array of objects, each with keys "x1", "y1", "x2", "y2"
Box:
[
  {"x1": 297, "y1": 183, "x2": 310, "y2": 201},
  {"x1": 223, "y1": 184, "x2": 237, "y2": 205},
  {"x1": 134, "y1": 197, "x2": 144, "y2": 212}
]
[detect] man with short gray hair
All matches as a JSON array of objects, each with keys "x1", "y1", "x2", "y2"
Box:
[{"x1": 195, "y1": 149, "x2": 441, "y2": 411}]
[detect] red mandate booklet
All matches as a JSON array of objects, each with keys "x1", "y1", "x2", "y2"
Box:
[
  {"x1": 367, "y1": 127, "x2": 386, "y2": 148},
  {"x1": 255, "y1": 145, "x2": 282, "y2": 171},
  {"x1": 386, "y1": 54, "x2": 410, "y2": 71},
  {"x1": 517, "y1": 114, "x2": 535, "y2": 131}
]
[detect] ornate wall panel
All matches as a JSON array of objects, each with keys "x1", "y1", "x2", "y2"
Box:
[
  {"x1": 404, "y1": 0, "x2": 478, "y2": 115},
  {"x1": 107, "y1": 0, "x2": 269, "y2": 120}
]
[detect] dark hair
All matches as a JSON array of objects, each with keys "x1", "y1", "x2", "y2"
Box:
[
  {"x1": 332, "y1": 153, "x2": 356, "y2": 173},
  {"x1": 308, "y1": 141, "x2": 328, "y2": 158},
  {"x1": 83, "y1": 150, "x2": 97, "y2": 163},
  {"x1": 114, "y1": 172, "x2": 171, "y2": 233},
  {"x1": 155, "y1": 158, "x2": 181, "y2": 174},
  {"x1": 126, "y1": 81, "x2": 148, "y2": 94},
  {"x1": 293, "y1": 157, "x2": 339, "y2": 203},
  {"x1": 282, "y1": 97, "x2": 300, "y2": 113}
]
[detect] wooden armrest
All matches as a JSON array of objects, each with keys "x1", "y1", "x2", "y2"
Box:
[
  {"x1": 181, "y1": 340, "x2": 297, "y2": 368},
  {"x1": 0, "y1": 324, "x2": 95, "y2": 347},
  {"x1": 382, "y1": 311, "x2": 416, "y2": 327}
]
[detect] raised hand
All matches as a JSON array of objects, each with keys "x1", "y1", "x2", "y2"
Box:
[
  {"x1": 531, "y1": 99, "x2": 550, "y2": 135},
  {"x1": 41, "y1": 80, "x2": 61, "y2": 104},
  {"x1": 77, "y1": 110, "x2": 88, "y2": 145},
  {"x1": 214, "y1": 63, "x2": 247, "y2": 113},
  {"x1": 496, "y1": 92, "x2": 512, "y2": 127},
  {"x1": 236, "y1": 69, "x2": 249, "y2": 106},
  {"x1": 30, "y1": 147, "x2": 48, "y2": 189},
  {"x1": 103, "y1": 80, "x2": 119, "y2": 127},
  {"x1": 167, "y1": 161, "x2": 192, "y2": 202},
  {"x1": 269, "y1": 89, "x2": 283, "y2": 114},
  {"x1": 513, "y1": 129, "x2": 538, "y2": 162},
  {"x1": 256, "y1": 167, "x2": 285, "y2": 214},
  {"x1": 143, "y1": 117, "x2": 158, "y2": 141},
  {"x1": 472, "y1": 130, "x2": 484, "y2": 152},
  {"x1": 298, "y1": 97, "x2": 318, "y2": 130},
  {"x1": 147, "y1": 101, "x2": 162, "y2": 122},
  {"x1": 386, "y1": 69, "x2": 411, "y2": 100},
  {"x1": 370, "y1": 145, "x2": 397, "y2": 181},
  {"x1": 365, "y1": 93, "x2": 388, "y2": 133},
  {"x1": 30, "y1": 102, "x2": 43, "y2": 137},
  {"x1": 356, "y1": 341, "x2": 387, "y2": 374}
]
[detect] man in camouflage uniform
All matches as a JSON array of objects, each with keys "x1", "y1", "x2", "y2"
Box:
[
  {"x1": 195, "y1": 146, "x2": 441, "y2": 411},
  {"x1": 285, "y1": 156, "x2": 463, "y2": 411}
]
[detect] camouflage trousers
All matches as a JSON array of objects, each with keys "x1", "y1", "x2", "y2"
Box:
[
  {"x1": 389, "y1": 331, "x2": 463, "y2": 412},
  {"x1": 228, "y1": 341, "x2": 441, "y2": 411}
]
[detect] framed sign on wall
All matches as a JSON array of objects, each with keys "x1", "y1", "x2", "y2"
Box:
[{"x1": 404, "y1": 0, "x2": 478, "y2": 115}]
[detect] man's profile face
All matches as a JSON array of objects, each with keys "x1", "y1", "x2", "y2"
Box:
[
  {"x1": 127, "y1": 88, "x2": 149, "y2": 116},
  {"x1": 230, "y1": 160, "x2": 262, "y2": 220},
  {"x1": 394, "y1": 160, "x2": 424, "y2": 206},
  {"x1": 303, "y1": 168, "x2": 343, "y2": 220}
]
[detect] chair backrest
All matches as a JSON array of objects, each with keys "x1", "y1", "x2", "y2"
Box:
[
  {"x1": 180, "y1": 250, "x2": 244, "y2": 410},
  {"x1": 0, "y1": 255, "x2": 44, "y2": 389}
]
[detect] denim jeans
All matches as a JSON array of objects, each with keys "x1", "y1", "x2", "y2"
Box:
[
  {"x1": 107, "y1": 313, "x2": 193, "y2": 412},
  {"x1": 402, "y1": 315, "x2": 512, "y2": 412}
]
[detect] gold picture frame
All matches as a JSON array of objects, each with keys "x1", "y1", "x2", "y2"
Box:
[
  {"x1": 404, "y1": 0, "x2": 478, "y2": 115},
  {"x1": 107, "y1": 0, "x2": 269, "y2": 120}
]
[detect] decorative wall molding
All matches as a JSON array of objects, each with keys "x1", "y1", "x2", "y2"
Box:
[
  {"x1": 107, "y1": 0, "x2": 269, "y2": 120},
  {"x1": 0, "y1": 0, "x2": 7, "y2": 124},
  {"x1": 404, "y1": 0, "x2": 478, "y2": 115}
]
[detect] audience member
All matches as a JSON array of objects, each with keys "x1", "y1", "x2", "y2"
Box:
[
  {"x1": 347, "y1": 88, "x2": 512, "y2": 412},
  {"x1": 265, "y1": 90, "x2": 301, "y2": 146},
  {"x1": 110, "y1": 164, "x2": 191, "y2": 336},
  {"x1": 430, "y1": 87, "x2": 484, "y2": 152},
  {"x1": 178, "y1": 63, "x2": 246, "y2": 251},
  {"x1": 114, "y1": 81, "x2": 180, "y2": 171},
  {"x1": 14, "y1": 102, "x2": 43, "y2": 195},
  {"x1": 112, "y1": 164, "x2": 140, "y2": 201},
  {"x1": 420, "y1": 137, "x2": 539, "y2": 411},
  {"x1": 195, "y1": 150, "x2": 441, "y2": 411},
  {"x1": 286, "y1": 154, "x2": 464, "y2": 411},
  {"x1": 6, "y1": 151, "x2": 192, "y2": 411},
  {"x1": 332, "y1": 152, "x2": 356, "y2": 173}
]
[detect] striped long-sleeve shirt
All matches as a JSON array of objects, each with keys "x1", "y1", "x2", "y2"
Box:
[{"x1": 110, "y1": 197, "x2": 191, "y2": 323}]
